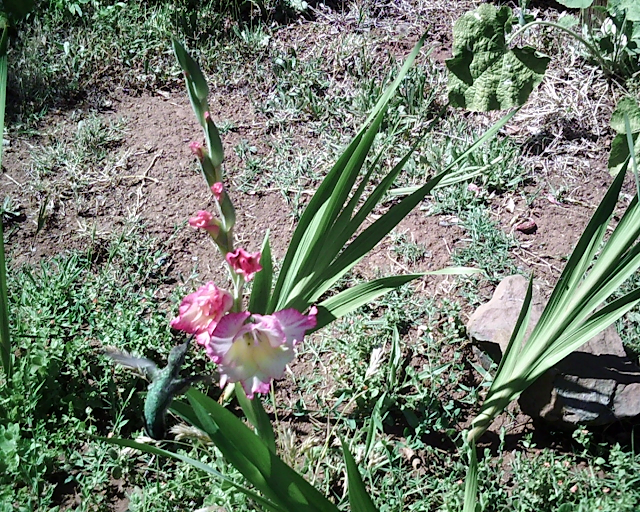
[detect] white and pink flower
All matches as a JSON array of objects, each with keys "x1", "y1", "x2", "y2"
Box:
[
  {"x1": 170, "y1": 283, "x2": 233, "y2": 345},
  {"x1": 226, "y1": 248, "x2": 262, "y2": 282},
  {"x1": 204, "y1": 307, "x2": 317, "y2": 398}
]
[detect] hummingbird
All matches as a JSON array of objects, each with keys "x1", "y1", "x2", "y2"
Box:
[{"x1": 106, "y1": 338, "x2": 208, "y2": 440}]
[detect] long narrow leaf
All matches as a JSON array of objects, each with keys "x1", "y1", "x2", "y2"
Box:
[
  {"x1": 287, "y1": 108, "x2": 520, "y2": 312},
  {"x1": 470, "y1": 156, "x2": 637, "y2": 440},
  {"x1": 269, "y1": 36, "x2": 426, "y2": 312},
  {"x1": 532, "y1": 166, "x2": 627, "y2": 341},
  {"x1": 340, "y1": 438, "x2": 379, "y2": 512},
  {"x1": 468, "y1": 277, "x2": 533, "y2": 441},
  {"x1": 462, "y1": 440, "x2": 479, "y2": 512},
  {"x1": 100, "y1": 437, "x2": 285, "y2": 512},
  {"x1": 313, "y1": 268, "x2": 479, "y2": 331},
  {"x1": 361, "y1": 33, "x2": 427, "y2": 127},
  {"x1": 249, "y1": 232, "x2": 273, "y2": 315},
  {"x1": 0, "y1": 46, "x2": 10, "y2": 382},
  {"x1": 322, "y1": 127, "x2": 433, "y2": 265},
  {"x1": 172, "y1": 39, "x2": 209, "y2": 125},
  {"x1": 187, "y1": 389, "x2": 340, "y2": 512},
  {"x1": 294, "y1": 171, "x2": 450, "y2": 311},
  {"x1": 313, "y1": 274, "x2": 425, "y2": 331},
  {"x1": 235, "y1": 383, "x2": 276, "y2": 453},
  {"x1": 530, "y1": 287, "x2": 640, "y2": 381},
  {"x1": 268, "y1": 132, "x2": 363, "y2": 312},
  {"x1": 275, "y1": 105, "x2": 389, "y2": 309}
]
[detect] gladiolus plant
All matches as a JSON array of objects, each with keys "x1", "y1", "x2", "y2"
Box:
[{"x1": 104, "y1": 35, "x2": 513, "y2": 512}]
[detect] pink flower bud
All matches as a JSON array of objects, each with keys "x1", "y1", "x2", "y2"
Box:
[
  {"x1": 189, "y1": 141, "x2": 205, "y2": 162},
  {"x1": 189, "y1": 210, "x2": 221, "y2": 237},
  {"x1": 211, "y1": 182, "x2": 224, "y2": 202},
  {"x1": 226, "y1": 248, "x2": 262, "y2": 282},
  {"x1": 204, "y1": 111, "x2": 212, "y2": 121}
]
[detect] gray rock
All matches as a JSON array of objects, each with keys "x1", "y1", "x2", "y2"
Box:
[{"x1": 468, "y1": 275, "x2": 640, "y2": 427}]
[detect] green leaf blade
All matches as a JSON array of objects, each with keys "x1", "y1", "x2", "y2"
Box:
[
  {"x1": 249, "y1": 232, "x2": 273, "y2": 315},
  {"x1": 100, "y1": 436, "x2": 285, "y2": 512},
  {"x1": 341, "y1": 438, "x2": 379, "y2": 512},
  {"x1": 187, "y1": 389, "x2": 340, "y2": 512}
]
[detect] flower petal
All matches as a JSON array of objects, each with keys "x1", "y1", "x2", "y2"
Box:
[
  {"x1": 206, "y1": 312, "x2": 251, "y2": 363},
  {"x1": 273, "y1": 307, "x2": 317, "y2": 345}
]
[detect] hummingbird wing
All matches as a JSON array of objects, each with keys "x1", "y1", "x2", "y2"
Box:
[{"x1": 104, "y1": 348, "x2": 159, "y2": 380}]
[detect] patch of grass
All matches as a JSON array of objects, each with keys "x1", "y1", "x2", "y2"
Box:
[
  {"x1": 453, "y1": 207, "x2": 519, "y2": 284},
  {"x1": 9, "y1": 1, "x2": 299, "y2": 123},
  {"x1": 420, "y1": 120, "x2": 527, "y2": 212},
  {"x1": 27, "y1": 113, "x2": 126, "y2": 219},
  {"x1": 390, "y1": 230, "x2": 429, "y2": 265},
  {"x1": 0, "y1": 224, "x2": 223, "y2": 510},
  {"x1": 467, "y1": 434, "x2": 640, "y2": 512}
]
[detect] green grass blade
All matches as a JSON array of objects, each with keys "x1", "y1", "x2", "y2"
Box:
[
  {"x1": 274, "y1": 109, "x2": 387, "y2": 310},
  {"x1": 463, "y1": 440, "x2": 479, "y2": 512},
  {"x1": 269, "y1": 36, "x2": 426, "y2": 312},
  {"x1": 469, "y1": 277, "x2": 533, "y2": 442},
  {"x1": 249, "y1": 232, "x2": 273, "y2": 315},
  {"x1": 312, "y1": 268, "x2": 478, "y2": 331},
  {"x1": 235, "y1": 383, "x2": 276, "y2": 453},
  {"x1": 101, "y1": 437, "x2": 285, "y2": 512},
  {"x1": 187, "y1": 389, "x2": 340, "y2": 512},
  {"x1": 0, "y1": 48, "x2": 10, "y2": 383},
  {"x1": 340, "y1": 438, "x2": 379, "y2": 512}
]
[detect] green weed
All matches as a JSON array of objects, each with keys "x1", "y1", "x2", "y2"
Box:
[{"x1": 0, "y1": 225, "x2": 204, "y2": 509}]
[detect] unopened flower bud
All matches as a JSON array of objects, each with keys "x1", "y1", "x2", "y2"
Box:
[
  {"x1": 189, "y1": 210, "x2": 221, "y2": 237},
  {"x1": 211, "y1": 182, "x2": 224, "y2": 202},
  {"x1": 189, "y1": 141, "x2": 205, "y2": 162},
  {"x1": 226, "y1": 248, "x2": 262, "y2": 282}
]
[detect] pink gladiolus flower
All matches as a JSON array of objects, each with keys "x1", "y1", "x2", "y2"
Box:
[
  {"x1": 189, "y1": 210, "x2": 221, "y2": 237},
  {"x1": 211, "y1": 182, "x2": 224, "y2": 202},
  {"x1": 189, "y1": 141, "x2": 205, "y2": 162},
  {"x1": 226, "y1": 248, "x2": 262, "y2": 282},
  {"x1": 205, "y1": 307, "x2": 317, "y2": 398},
  {"x1": 170, "y1": 283, "x2": 233, "y2": 345}
]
